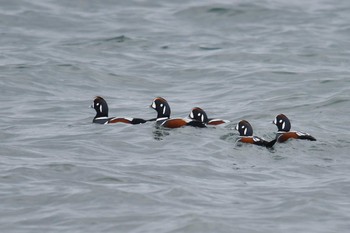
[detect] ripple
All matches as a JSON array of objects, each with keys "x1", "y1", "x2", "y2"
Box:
[
  {"x1": 1, "y1": 0, "x2": 350, "y2": 232},
  {"x1": 103, "y1": 35, "x2": 130, "y2": 43}
]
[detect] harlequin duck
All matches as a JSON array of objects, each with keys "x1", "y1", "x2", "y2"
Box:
[
  {"x1": 235, "y1": 120, "x2": 276, "y2": 148},
  {"x1": 91, "y1": 96, "x2": 147, "y2": 124},
  {"x1": 189, "y1": 107, "x2": 229, "y2": 125},
  {"x1": 273, "y1": 114, "x2": 316, "y2": 142},
  {"x1": 149, "y1": 97, "x2": 206, "y2": 128}
]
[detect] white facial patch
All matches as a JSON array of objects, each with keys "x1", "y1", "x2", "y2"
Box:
[
  {"x1": 279, "y1": 119, "x2": 283, "y2": 123},
  {"x1": 151, "y1": 101, "x2": 156, "y2": 109},
  {"x1": 190, "y1": 111, "x2": 194, "y2": 118},
  {"x1": 160, "y1": 104, "x2": 163, "y2": 107},
  {"x1": 96, "y1": 103, "x2": 99, "y2": 106},
  {"x1": 273, "y1": 118, "x2": 277, "y2": 124}
]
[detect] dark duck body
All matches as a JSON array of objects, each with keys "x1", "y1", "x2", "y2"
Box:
[
  {"x1": 91, "y1": 96, "x2": 147, "y2": 124},
  {"x1": 273, "y1": 114, "x2": 316, "y2": 143},
  {"x1": 235, "y1": 120, "x2": 276, "y2": 148}
]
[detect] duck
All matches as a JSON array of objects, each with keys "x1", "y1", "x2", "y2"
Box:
[
  {"x1": 91, "y1": 96, "x2": 147, "y2": 124},
  {"x1": 189, "y1": 107, "x2": 229, "y2": 125},
  {"x1": 235, "y1": 120, "x2": 276, "y2": 148},
  {"x1": 273, "y1": 114, "x2": 316, "y2": 142}
]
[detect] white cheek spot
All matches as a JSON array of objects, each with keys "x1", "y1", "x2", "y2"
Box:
[
  {"x1": 151, "y1": 101, "x2": 156, "y2": 109},
  {"x1": 190, "y1": 112, "x2": 194, "y2": 118},
  {"x1": 160, "y1": 104, "x2": 163, "y2": 107},
  {"x1": 241, "y1": 125, "x2": 245, "y2": 129},
  {"x1": 279, "y1": 119, "x2": 283, "y2": 123},
  {"x1": 96, "y1": 103, "x2": 99, "y2": 106},
  {"x1": 99, "y1": 105, "x2": 103, "y2": 113},
  {"x1": 198, "y1": 113, "x2": 201, "y2": 117},
  {"x1": 282, "y1": 122, "x2": 285, "y2": 129},
  {"x1": 273, "y1": 118, "x2": 277, "y2": 124},
  {"x1": 163, "y1": 106, "x2": 166, "y2": 114},
  {"x1": 244, "y1": 128, "x2": 247, "y2": 135}
]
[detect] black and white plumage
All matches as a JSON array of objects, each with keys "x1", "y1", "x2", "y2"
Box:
[
  {"x1": 273, "y1": 114, "x2": 316, "y2": 142},
  {"x1": 149, "y1": 97, "x2": 206, "y2": 128},
  {"x1": 188, "y1": 107, "x2": 229, "y2": 126},
  {"x1": 91, "y1": 96, "x2": 147, "y2": 125},
  {"x1": 235, "y1": 120, "x2": 276, "y2": 148}
]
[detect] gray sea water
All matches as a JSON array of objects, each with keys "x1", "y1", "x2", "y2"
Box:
[{"x1": 1, "y1": 0, "x2": 350, "y2": 232}]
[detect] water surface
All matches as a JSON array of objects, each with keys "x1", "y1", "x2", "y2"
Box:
[{"x1": 1, "y1": 0, "x2": 350, "y2": 232}]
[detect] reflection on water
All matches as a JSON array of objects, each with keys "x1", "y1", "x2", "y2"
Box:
[{"x1": 152, "y1": 126, "x2": 170, "y2": 140}]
